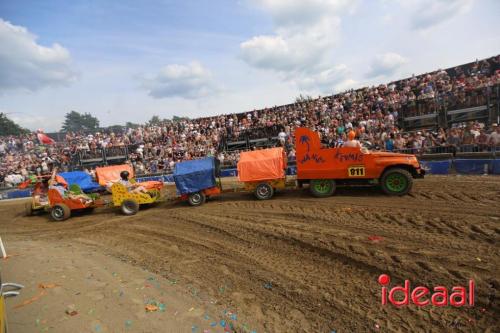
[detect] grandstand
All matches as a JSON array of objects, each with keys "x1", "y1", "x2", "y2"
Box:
[{"x1": 1, "y1": 55, "x2": 499, "y2": 188}]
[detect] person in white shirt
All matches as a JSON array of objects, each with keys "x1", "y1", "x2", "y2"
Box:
[
  {"x1": 488, "y1": 124, "x2": 500, "y2": 146},
  {"x1": 118, "y1": 171, "x2": 147, "y2": 194}
]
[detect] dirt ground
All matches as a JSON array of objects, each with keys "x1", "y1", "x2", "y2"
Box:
[{"x1": 0, "y1": 175, "x2": 499, "y2": 332}]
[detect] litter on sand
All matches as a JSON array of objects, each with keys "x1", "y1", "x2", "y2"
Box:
[
  {"x1": 65, "y1": 304, "x2": 78, "y2": 316},
  {"x1": 125, "y1": 320, "x2": 133, "y2": 329},
  {"x1": 158, "y1": 303, "x2": 166, "y2": 312},
  {"x1": 145, "y1": 304, "x2": 159, "y2": 312},
  {"x1": 368, "y1": 235, "x2": 383, "y2": 242}
]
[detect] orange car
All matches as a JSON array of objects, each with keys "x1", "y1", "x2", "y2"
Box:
[
  {"x1": 295, "y1": 128, "x2": 424, "y2": 196},
  {"x1": 47, "y1": 188, "x2": 104, "y2": 221}
]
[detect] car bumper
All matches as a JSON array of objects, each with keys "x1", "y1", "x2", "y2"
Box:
[{"x1": 414, "y1": 168, "x2": 425, "y2": 178}]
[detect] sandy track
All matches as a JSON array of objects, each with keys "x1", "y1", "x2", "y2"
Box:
[{"x1": 1, "y1": 176, "x2": 499, "y2": 332}]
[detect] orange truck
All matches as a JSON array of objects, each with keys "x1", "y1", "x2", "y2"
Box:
[{"x1": 295, "y1": 128, "x2": 424, "y2": 196}]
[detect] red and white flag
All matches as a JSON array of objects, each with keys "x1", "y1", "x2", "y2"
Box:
[{"x1": 37, "y1": 132, "x2": 55, "y2": 145}]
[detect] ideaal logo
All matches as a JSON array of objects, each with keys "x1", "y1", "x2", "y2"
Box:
[{"x1": 378, "y1": 274, "x2": 474, "y2": 307}]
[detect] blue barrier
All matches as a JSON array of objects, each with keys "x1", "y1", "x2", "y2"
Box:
[
  {"x1": 220, "y1": 168, "x2": 238, "y2": 177},
  {"x1": 492, "y1": 159, "x2": 500, "y2": 175},
  {"x1": 420, "y1": 160, "x2": 451, "y2": 175},
  {"x1": 287, "y1": 166, "x2": 297, "y2": 175},
  {"x1": 454, "y1": 159, "x2": 491, "y2": 175},
  {"x1": 5, "y1": 189, "x2": 32, "y2": 199},
  {"x1": 136, "y1": 174, "x2": 174, "y2": 183}
]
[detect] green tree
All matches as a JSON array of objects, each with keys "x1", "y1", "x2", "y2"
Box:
[
  {"x1": 125, "y1": 122, "x2": 140, "y2": 129},
  {"x1": 295, "y1": 94, "x2": 313, "y2": 103},
  {"x1": 106, "y1": 125, "x2": 125, "y2": 133},
  {"x1": 148, "y1": 115, "x2": 161, "y2": 126},
  {"x1": 0, "y1": 113, "x2": 29, "y2": 136},
  {"x1": 172, "y1": 115, "x2": 189, "y2": 122},
  {"x1": 61, "y1": 111, "x2": 100, "y2": 132}
]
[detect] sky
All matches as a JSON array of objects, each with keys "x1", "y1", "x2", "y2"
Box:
[{"x1": 0, "y1": 0, "x2": 499, "y2": 131}]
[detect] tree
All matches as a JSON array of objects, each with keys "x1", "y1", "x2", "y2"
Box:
[
  {"x1": 61, "y1": 111, "x2": 100, "y2": 132},
  {"x1": 106, "y1": 125, "x2": 125, "y2": 133},
  {"x1": 295, "y1": 94, "x2": 313, "y2": 103},
  {"x1": 172, "y1": 115, "x2": 189, "y2": 122},
  {"x1": 125, "y1": 122, "x2": 140, "y2": 129},
  {"x1": 0, "y1": 113, "x2": 29, "y2": 136},
  {"x1": 148, "y1": 115, "x2": 161, "y2": 126}
]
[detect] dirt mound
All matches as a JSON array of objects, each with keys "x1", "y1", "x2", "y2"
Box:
[{"x1": 1, "y1": 175, "x2": 499, "y2": 332}]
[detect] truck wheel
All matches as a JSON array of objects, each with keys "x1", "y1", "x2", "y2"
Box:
[
  {"x1": 380, "y1": 168, "x2": 413, "y2": 196},
  {"x1": 188, "y1": 192, "x2": 206, "y2": 206},
  {"x1": 310, "y1": 179, "x2": 336, "y2": 198},
  {"x1": 255, "y1": 183, "x2": 274, "y2": 200},
  {"x1": 121, "y1": 199, "x2": 139, "y2": 215},
  {"x1": 25, "y1": 202, "x2": 33, "y2": 216},
  {"x1": 51, "y1": 204, "x2": 71, "y2": 221}
]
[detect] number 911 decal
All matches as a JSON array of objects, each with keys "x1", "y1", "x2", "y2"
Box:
[{"x1": 348, "y1": 165, "x2": 366, "y2": 177}]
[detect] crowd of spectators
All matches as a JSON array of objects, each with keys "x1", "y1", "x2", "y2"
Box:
[{"x1": 1, "y1": 56, "x2": 500, "y2": 187}]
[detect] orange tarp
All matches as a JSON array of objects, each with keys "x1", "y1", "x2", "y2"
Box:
[
  {"x1": 137, "y1": 181, "x2": 164, "y2": 191},
  {"x1": 237, "y1": 147, "x2": 286, "y2": 182},
  {"x1": 95, "y1": 164, "x2": 134, "y2": 186}
]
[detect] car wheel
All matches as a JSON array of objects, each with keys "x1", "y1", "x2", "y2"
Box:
[
  {"x1": 380, "y1": 168, "x2": 413, "y2": 196},
  {"x1": 24, "y1": 202, "x2": 33, "y2": 216},
  {"x1": 254, "y1": 183, "x2": 274, "y2": 200},
  {"x1": 310, "y1": 179, "x2": 336, "y2": 198},
  {"x1": 121, "y1": 199, "x2": 139, "y2": 215},
  {"x1": 51, "y1": 204, "x2": 71, "y2": 221},
  {"x1": 188, "y1": 192, "x2": 206, "y2": 206}
]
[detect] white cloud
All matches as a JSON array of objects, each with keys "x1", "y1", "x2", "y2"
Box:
[
  {"x1": 142, "y1": 61, "x2": 219, "y2": 99},
  {"x1": 8, "y1": 113, "x2": 60, "y2": 132},
  {"x1": 293, "y1": 64, "x2": 351, "y2": 92},
  {"x1": 405, "y1": 0, "x2": 474, "y2": 30},
  {"x1": 367, "y1": 52, "x2": 408, "y2": 78},
  {"x1": 0, "y1": 19, "x2": 76, "y2": 92},
  {"x1": 240, "y1": 0, "x2": 357, "y2": 92},
  {"x1": 253, "y1": 0, "x2": 356, "y2": 27}
]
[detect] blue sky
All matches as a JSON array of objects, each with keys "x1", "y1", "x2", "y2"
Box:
[{"x1": 0, "y1": 0, "x2": 499, "y2": 131}]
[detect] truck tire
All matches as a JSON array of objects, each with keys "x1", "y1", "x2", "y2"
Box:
[
  {"x1": 51, "y1": 203, "x2": 71, "y2": 221},
  {"x1": 380, "y1": 168, "x2": 413, "y2": 196},
  {"x1": 188, "y1": 192, "x2": 206, "y2": 206},
  {"x1": 121, "y1": 199, "x2": 139, "y2": 215},
  {"x1": 254, "y1": 182, "x2": 274, "y2": 200},
  {"x1": 310, "y1": 179, "x2": 336, "y2": 198}
]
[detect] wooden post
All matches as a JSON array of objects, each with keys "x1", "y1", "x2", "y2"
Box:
[{"x1": 0, "y1": 236, "x2": 6, "y2": 258}]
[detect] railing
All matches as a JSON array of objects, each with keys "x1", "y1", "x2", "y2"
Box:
[
  {"x1": 402, "y1": 85, "x2": 499, "y2": 129},
  {"x1": 393, "y1": 144, "x2": 499, "y2": 156}
]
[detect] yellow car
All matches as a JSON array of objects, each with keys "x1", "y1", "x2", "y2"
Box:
[{"x1": 110, "y1": 183, "x2": 162, "y2": 215}]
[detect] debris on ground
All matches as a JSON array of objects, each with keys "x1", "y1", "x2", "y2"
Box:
[
  {"x1": 145, "y1": 304, "x2": 159, "y2": 312},
  {"x1": 125, "y1": 320, "x2": 133, "y2": 329},
  {"x1": 65, "y1": 304, "x2": 78, "y2": 316},
  {"x1": 368, "y1": 235, "x2": 383, "y2": 242}
]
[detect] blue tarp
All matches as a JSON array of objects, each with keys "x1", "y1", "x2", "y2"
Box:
[
  {"x1": 58, "y1": 171, "x2": 102, "y2": 193},
  {"x1": 420, "y1": 160, "x2": 451, "y2": 175},
  {"x1": 454, "y1": 159, "x2": 490, "y2": 175},
  {"x1": 173, "y1": 158, "x2": 216, "y2": 195}
]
